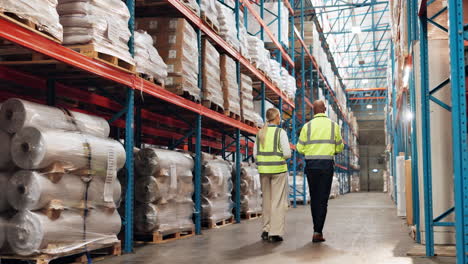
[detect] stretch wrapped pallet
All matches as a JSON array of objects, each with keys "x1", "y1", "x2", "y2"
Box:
[
  {"x1": 57, "y1": 0, "x2": 134, "y2": 65},
  {"x1": 0, "y1": 0, "x2": 63, "y2": 41},
  {"x1": 199, "y1": 0, "x2": 219, "y2": 30},
  {"x1": 202, "y1": 39, "x2": 224, "y2": 110},
  {"x1": 329, "y1": 176, "x2": 340, "y2": 199},
  {"x1": 201, "y1": 154, "x2": 233, "y2": 223},
  {"x1": 137, "y1": 18, "x2": 200, "y2": 101},
  {"x1": 134, "y1": 148, "x2": 194, "y2": 234},
  {"x1": 220, "y1": 55, "x2": 241, "y2": 117},
  {"x1": 0, "y1": 100, "x2": 125, "y2": 257},
  {"x1": 247, "y1": 1, "x2": 289, "y2": 47},
  {"x1": 215, "y1": 0, "x2": 240, "y2": 51},
  {"x1": 240, "y1": 74, "x2": 255, "y2": 124},
  {"x1": 234, "y1": 163, "x2": 262, "y2": 214},
  {"x1": 247, "y1": 36, "x2": 270, "y2": 73},
  {"x1": 134, "y1": 30, "x2": 168, "y2": 84}
]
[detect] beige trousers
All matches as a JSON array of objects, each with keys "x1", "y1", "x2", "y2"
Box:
[{"x1": 261, "y1": 172, "x2": 289, "y2": 236}]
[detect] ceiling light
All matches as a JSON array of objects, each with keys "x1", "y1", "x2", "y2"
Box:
[
  {"x1": 351, "y1": 26, "x2": 362, "y2": 34},
  {"x1": 367, "y1": 104, "x2": 373, "y2": 109},
  {"x1": 405, "y1": 111, "x2": 413, "y2": 121}
]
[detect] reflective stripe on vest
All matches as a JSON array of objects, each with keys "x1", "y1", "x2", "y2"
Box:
[
  {"x1": 256, "y1": 127, "x2": 288, "y2": 174},
  {"x1": 298, "y1": 121, "x2": 341, "y2": 146}
]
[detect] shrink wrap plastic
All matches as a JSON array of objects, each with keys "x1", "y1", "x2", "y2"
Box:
[
  {"x1": 0, "y1": 0, "x2": 63, "y2": 41},
  {"x1": 7, "y1": 209, "x2": 121, "y2": 256},
  {"x1": 0, "y1": 130, "x2": 12, "y2": 170},
  {"x1": 134, "y1": 30, "x2": 168, "y2": 84},
  {"x1": 0, "y1": 173, "x2": 12, "y2": 213},
  {"x1": 134, "y1": 148, "x2": 194, "y2": 234},
  {"x1": 240, "y1": 74, "x2": 256, "y2": 123},
  {"x1": 238, "y1": 23, "x2": 251, "y2": 60},
  {"x1": 247, "y1": 36, "x2": 270, "y2": 73},
  {"x1": 0, "y1": 98, "x2": 110, "y2": 138},
  {"x1": 57, "y1": 0, "x2": 134, "y2": 65},
  {"x1": 202, "y1": 39, "x2": 224, "y2": 109},
  {"x1": 11, "y1": 127, "x2": 126, "y2": 174},
  {"x1": 351, "y1": 174, "x2": 360, "y2": 192},
  {"x1": 268, "y1": 59, "x2": 282, "y2": 87},
  {"x1": 233, "y1": 163, "x2": 262, "y2": 214},
  {"x1": 247, "y1": 1, "x2": 289, "y2": 47},
  {"x1": 220, "y1": 55, "x2": 241, "y2": 116},
  {"x1": 215, "y1": 0, "x2": 240, "y2": 51},
  {"x1": 329, "y1": 176, "x2": 340, "y2": 199},
  {"x1": 288, "y1": 172, "x2": 309, "y2": 202},
  {"x1": 201, "y1": 154, "x2": 233, "y2": 222},
  {"x1": 200, "y1": 0, "x2": 219, "y2": 29},
  {"x1": 7, "y1": 171, "x2": 121, "y2": 211}
]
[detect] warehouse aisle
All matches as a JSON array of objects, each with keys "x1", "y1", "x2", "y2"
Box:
[{"x1": 103, "y1": 193, "x2": 454, "y2": 264}]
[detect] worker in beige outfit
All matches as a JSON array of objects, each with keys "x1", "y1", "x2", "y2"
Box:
[{"x1": 253, "y1": 108, "x2": 291, "y2": 243}]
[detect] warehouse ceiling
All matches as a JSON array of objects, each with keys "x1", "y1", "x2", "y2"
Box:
[{"x1": 299, "y1": 0, "x2": 390, "y2": 120}]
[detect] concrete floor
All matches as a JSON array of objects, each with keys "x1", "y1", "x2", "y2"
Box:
[{"x1": 102, "y1": 193, "x2": 455, "y2": 264}]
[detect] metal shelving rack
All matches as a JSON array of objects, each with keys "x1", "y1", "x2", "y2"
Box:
[
  {"x1": 0, "y1": 0, "x2": 360, "y2": 256},
  {"x1": 388, "y1": 0, "x2": 467, "y2": 261}
]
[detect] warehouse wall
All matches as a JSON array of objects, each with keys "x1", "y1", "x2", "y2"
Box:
[{"x1": 358, "y1": 120, "x2": 385, "y2": 192}]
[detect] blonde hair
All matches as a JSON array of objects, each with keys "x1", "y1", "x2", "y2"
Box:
[{"x1": 257, "y1": 108, "x2": 280, "y2": 147}]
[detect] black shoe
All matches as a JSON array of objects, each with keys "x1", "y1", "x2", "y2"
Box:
[
  {"x1": 269, "y1": 236, "x2": 283, "y2": 243},
  {"x1": 312, "y1": 233, "x2": 326, "y2": 243},
  {"x1": 261, "y1": 232, "x2": 269, "y2": 241}
]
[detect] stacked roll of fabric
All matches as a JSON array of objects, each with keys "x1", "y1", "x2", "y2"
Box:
[
  {"x1": 201, "y1": 154, "x2": 233, "y2": 223},
  {"x1": 0, "y1": 0, "x2": 63, "y2": 41},
  {"x1": 0, "y1": 98, "x2": 124, "y2": 256},
  {"x1": 57, "y1": 0, "x2": 134, "y2": 65},
  {"x1": 134, "y1": 148, "x2": 194, "y2": 234},
  {"x1": 134, "y1": 30, "x2": 168, "y2": 84},
  {"x1": 234, "y1": 163, "x2": 262, "y2": 214}
]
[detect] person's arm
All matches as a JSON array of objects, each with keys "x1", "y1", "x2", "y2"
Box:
[
  {"x1": 279, "y1": 129, "x2": 292, "y2": 159},
  {"x1": 253, "y1": 136, "x2": 258, "y2": 160},
  {"x1": 296, "y1": 124, "x2": 307, "y2": 154},
  {"x1": 335, "y1": 124, "x2": 344, "y2": 154}
]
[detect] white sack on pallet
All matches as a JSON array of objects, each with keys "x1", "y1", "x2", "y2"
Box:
[
  {"x1": 238, "y1": 22, "x2": 251, "y2": 60},
  {"x1": 0, "y1": 173, "x2": 12, "y2": 213},
  {"x1": 215, "y1": 0, "x2": 240, "y2": 51},
  {"x1": 0, "y1": 131, "x2": 12, "y2": 169},
  {"x1": 7, "y1": 171, "x2": 121, "y2": 211},
  {"x1": 268, "y1": 59, "x2": 282, "y2": 87},
  {"x1": 247, "y1": 1, "x2": 289, "y2": 47},
  {"x1": 57, "y1": 0, "x2": 134, "y2": 65},
  {"x1": 11, "y1": 127, "x2": 126, "y2": 173},
  {"x1": 0, "y1": 98, "x2": 110, "y2": 138},
  {"x1": 134, "y1": 30, "x2": 168, "y2": 83},
  {"x1": 7, "y1": 209, "x2": 121, "y2": 256},
  {"x1": 247, "y1": 36, "x2": 270, "y2": 73},
  {"x1": 199, "y1": 0, "x2": 219, "y2": 29},
  {"x1": 0, "y1": 0, "x2": 63, "y2": 41}
]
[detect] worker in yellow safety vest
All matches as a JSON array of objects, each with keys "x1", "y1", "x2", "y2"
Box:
[
  {"x1": 254, "y1": 108, "x2": 291, "y2": 243},
  {"x1": 297, "y1": 100, "x2": 344, "y2": 243}
]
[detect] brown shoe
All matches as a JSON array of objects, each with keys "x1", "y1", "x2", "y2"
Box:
[{"x1": 312, "y1": 233, "x2": 326, "y2": 243}]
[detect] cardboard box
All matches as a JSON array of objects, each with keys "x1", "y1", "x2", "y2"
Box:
[
  {"x1": 220, "y1": 55, "x2": 241, "y2": 116},
  {"x1": 201, "y1": 39, "x2": 223, "y2": 108}
]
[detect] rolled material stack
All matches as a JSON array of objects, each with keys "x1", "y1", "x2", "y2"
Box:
[
  {"x1": 215, "y1": 0, "x2": 239, "y2": 51},
  {"x1": 220, "y1": 55, "x2": 241, "y2": 117},
  {"x1": 134, "y1": 148, "x2": 194, "y2": 235},
  {"x1": 202, "y1": 39, "x2": 224, "y2": 110},
  {"x1": 234, "y1": 163, "x2": 262, "y2": 215},
  {"x1": 0, "y1": 98, "x2": 125, "y2": 256},
  {"x1": 247, "y1": 36, "x2": 270, "y2": 73},
  {"x1": 57, "y1": 0, "x2": 134, "y2": 65},
  {"x1": 240, "y1": 74, "x2": 256, "y2": 124},
  {"x1": 0, "y1": 0, "x2": 63, "y2": 41},
  {"x1": 201, "y1": 154, "x2": 233, "y2": 223},
  {"x1": 137, "y1": 18, "x2": 200, "y2": 101},
  {"x1": 134, "y1": 30, "x2": 168, "y2": 84}
]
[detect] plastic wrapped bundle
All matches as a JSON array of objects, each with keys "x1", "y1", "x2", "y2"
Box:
[
  {"x1": 280, "y1": 67, "x2": 288, "y2": 94},
  {"x1": 201, "y1": 154, "x2": 233, "y2": 223},
  {"x1": 329, "y1": 176, "x2": 340, "y2": 199},
  {"x1": 6, "y1": 171, "x2": 122, "y2": 211},
  {"x1": 238, "y1": 23, "x2": 251, "y2": 60},
  {"x1": 247, "y1": 36, "x2": 270, "y2": 73},
  {"x1": 220, "y1": 55, "x2": 241, "y2": 117},
  {"x1": 286, "y1": 75, "x2": 297, "y2": 100},
  {"x1": 135, "y1": 148, "x2": 194, "y2": 178},
  {"x1": 57, "y1": 0, "x2": 134, "y2": 65},
  {"x1": 134, "y1": 202, "x2": 178, "y2": 234},
  {"x1": 0, "y1": 0, "x2": 63, "y2": 41},
  {"x1": 11, "y1": 127, "x2": 126, "y2": 174},
  {"x1": 240, "y1": 74, "x2": 255, "y2": 123},
  {"x1": 7, "y1": 209, "x2": 121, "y2": 256},
  {"x1": 0, "y1": 131, "x2": 12, "y2": 170},
  {"x1": 235, "y1": 163, "x2": 262, "y2": 214},
  {"x1": 0, "y1": 98, "x2": 110, "y2": 138},
  {"x1": 216, "y1": 0, "x2": 239, "y2": 51},
  {"x1": 351, "y1": 174, "x2": 360, "y2": 192},
  {"x1": 247, "y1": 1, "x2": 289, "y2": 47},
  {"x1": 268, "y1": 59, "x2": 282, "y2": 87},
  {"x1": 140, "y1": 18, "x2": 200, "y2": 101},
  {"x1": 199, "y1": 0, "x2": 219, "y2": 30},
  {"x1": 0, "y1": 173, "x2": 12, "y2": 213},
  {"x1": 134, "y1": 30, "x2": 168, "y2": 84},
  {"x1": 201, "y1": 39, "x2": 224, "y2": 109}
]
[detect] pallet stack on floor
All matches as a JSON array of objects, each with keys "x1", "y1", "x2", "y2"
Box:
[{"x1": 0, "y1": 98, "x2": 124, "y2": 263}]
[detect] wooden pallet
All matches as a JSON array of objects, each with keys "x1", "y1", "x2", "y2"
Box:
[
  {"x1": 201, "y1": 13, "x2": 220, "y2": 34},
  {"x1": 67, "y1": 44, "x2": 136, "y2": 73},
  {"x1": 137, "y1": 73, "x2": 164, "y2": 87},
  {"x1": 204, "y1": 216, "x2": 235, "y2": 229},
  {"x1": 135, "y1": 228, "x2": 195, "y2": 244},
  {"x1": 241, "y1": 212, "x2": 262, "y2": 220},
  {"x1": 0, "y1": 12, "x2": 61, "y2": 43},
  {"x1": 0, "y1": 241, "x2": 121, "y2": 264},
  {"x1": 202, "y1": 100, "x2": 224, "y2": 114},
  {"x1": 224, "y1": 110, "x2": 241, "y2": 121},
  {"x1": 243, "y1": 119, "x2": 256, "y2": 127}
]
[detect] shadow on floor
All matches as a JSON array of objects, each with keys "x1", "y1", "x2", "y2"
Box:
[{"x1": 224, "y1": 241, "x2": 281, "y2": 260}]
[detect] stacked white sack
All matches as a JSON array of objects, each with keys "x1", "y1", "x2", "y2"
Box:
[
  {"x1": 57, "y1": 0, "x2": 134, "y2": 65},
  {"x1": 0, "y1": 0, "x2": 63, "y2": 41},
  {"x1": 216, "y1": 0, "x2": 240, "y2": 51},
  {"x1": 134, "y1": 30, "x2": 168, "y2": 84}
]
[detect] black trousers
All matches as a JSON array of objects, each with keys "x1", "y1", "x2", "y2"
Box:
[{"x1": 305, "y1": 160, "x2": 334, "y2": 234}]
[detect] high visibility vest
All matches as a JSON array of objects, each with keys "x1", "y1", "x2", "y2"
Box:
[
  {"x1": 296, "y1": 113, "x2": 344, "y2": 160},
  {"x1": 256, "y1": 126, "x2": 288, "y2": 174}
]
